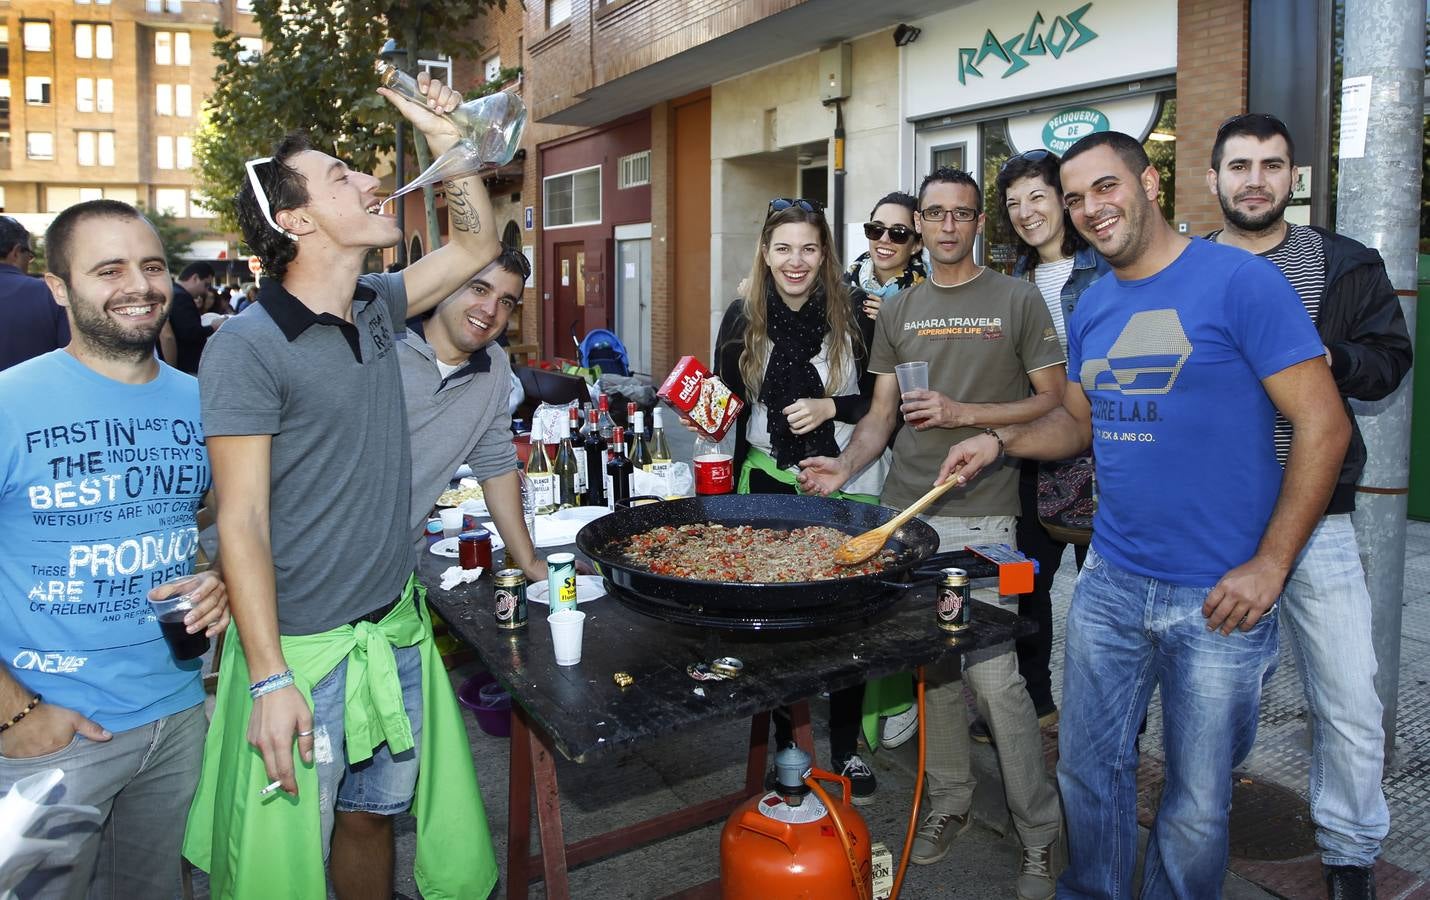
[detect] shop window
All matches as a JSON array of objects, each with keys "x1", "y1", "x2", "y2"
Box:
[
  {"x1": 22, "y1": 22, "x2": 52, "y2": 53},
  {"x1": 618, "y1": 151, "x2": 650, "y2": 189},
  {"x1": 25, "y1": 77, "x2": 51, "y2": 106},
  {"x1": 931, "y1": 145, "x2": 965, "y2": 171},
  {"x1": 543, "y1": 165, "x2": 600, "y2": 228},
  {"x1": 1145, "y1": 97, "x2": 1177, "y2": 223}
]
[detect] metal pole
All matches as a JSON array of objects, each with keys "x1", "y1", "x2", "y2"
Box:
[
  {"x1": 832, "y1": 100, "x2": 846, "y2": 264},
  {"x1": 1337, "y1": 0, "x2": 1422, "y2": 764},
  {"x1": 395, "y1": 119, "x2": 407, "y2": 267}
]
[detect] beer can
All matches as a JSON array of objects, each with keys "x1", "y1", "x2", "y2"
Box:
[
  {"x1": 546, "y1": 552, "x2": 578, "y2": 613},
  {"x1": 936, "y1": 568, "x2": 971, "y2": 632},
  {"x1": 494, "y1": 568, "x2": 528, "y2": 630}
]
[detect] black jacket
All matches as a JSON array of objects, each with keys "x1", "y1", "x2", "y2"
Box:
[
  {"x1": 1310, "y1": 226, "x2": 1413, "y2": 513},
  {"x1": 169, "y1": 282, "x2": 213, "y2": 374},
  {"x1": 712, "y1": 296, "x2": 876, "y2": 473}
]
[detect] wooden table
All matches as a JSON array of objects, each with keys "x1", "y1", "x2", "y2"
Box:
[{"x1": 421, "y1": 550, "x2": 1032, "y2": 899}]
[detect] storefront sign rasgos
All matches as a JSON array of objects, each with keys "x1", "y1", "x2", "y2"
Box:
[
  {"x1": 957, "y1": 4, "x2": 1098, "y2": 86},
  {"x1": 902, "y1": 0, "x2": 1175, "y2": 119}
]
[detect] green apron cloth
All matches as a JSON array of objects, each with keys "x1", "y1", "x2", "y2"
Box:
[
  {"x1": 738, "y1": 446, "x2": 879, "y2": 504},
  {"x1": 738, "y1": 447, "x2": 912, "y2": 749},
  {"x1": 182, "y1": 576, "x2": 497, "y2": 900}
]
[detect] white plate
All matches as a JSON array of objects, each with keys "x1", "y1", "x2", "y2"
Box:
[
  {"x1": 527, "y1": 575, "x2": 607, "y2": 606},
  {"x1": 551, "y1": 506, "x2": 611, "y2": 524},
  {"x1": 428, "y1": 529, "x2": 507, "y2": 557},
  {"x1": 532, "y1": 516, "x2": 585, "y2": 548}
]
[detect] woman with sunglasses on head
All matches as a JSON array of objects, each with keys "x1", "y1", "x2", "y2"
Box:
[
  {"x1": 712, "y1": 197, "x2": 890, "y2": 804},
  {"x1": 972, "y1": 149, "x2": 1111, "y2": 744},
  {"x1": 846, "y1": 191, "x2": 927, "y2": 321}
]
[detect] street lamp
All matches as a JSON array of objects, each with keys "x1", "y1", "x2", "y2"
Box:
[{"x1": 380, "y1": 38, "x2": 409, "y2": 268}]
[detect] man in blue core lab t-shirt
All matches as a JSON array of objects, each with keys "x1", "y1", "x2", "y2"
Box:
[
  {"x1": 0, "y1": 200, "x2": 229, "y2": 899},
  {"x1": 938, "y1": 132, "x2": 1349, "y2": 899}
]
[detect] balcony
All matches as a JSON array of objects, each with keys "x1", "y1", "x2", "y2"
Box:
[{"x1": 137, "y1": 0, "x2": 224, "y2": 30}]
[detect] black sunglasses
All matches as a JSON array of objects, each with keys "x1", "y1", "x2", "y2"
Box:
[
  {"x1": 999, "y1": 148, "x2": 1054, "y2": 175},
  {"x1": 863, "y1": 222, "x2": 915, "y2": 244},
  {"x1": 1216, "y1": 112, "x2": 1286, "y2": 137},
  {"x1": 768, "y1": 197, "x2": 824, "y2": 217}
]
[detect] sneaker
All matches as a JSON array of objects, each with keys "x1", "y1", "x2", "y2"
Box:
[
  {"x1": 970, "y1": 705, "x2": 1060, "y2": 744},
  {"x1": 909, "y1": 810, "x2": 971, "y2": 865},
  {"x1": 881, "y1": 706, "x2": 918, "y2": 748},
  {"x1": 1016, "y1": 841, "x2": 1056, "y2": 899},
  {"x1": 836, "y1": 753, "x2": 876, "y2": 806},
  {"x1": 1325, "y1": 864, "x2": 1376, "y2": 900}
]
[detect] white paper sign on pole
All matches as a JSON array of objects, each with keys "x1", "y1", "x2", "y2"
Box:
[{"x1": 1338, "y1": 76, "x2": 1372, "y2": 160}]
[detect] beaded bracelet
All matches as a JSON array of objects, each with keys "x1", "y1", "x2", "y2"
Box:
[
  {"x1": 249, "y1": 670, "x2": 295, "y2": 700},
  {"x1": 0, "y1": 694, "x2": 42, "y2": 733},
  {"x1": 983, "y1": 427, "x2": 1006, "y2": 459}
]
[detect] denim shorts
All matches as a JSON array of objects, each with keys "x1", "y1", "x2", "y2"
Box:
[{"x1": 309, "y1": 641, "x2": 424, "y2": 859}]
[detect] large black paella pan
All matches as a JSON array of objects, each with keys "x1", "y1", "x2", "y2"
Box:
[{"x1": 574, "y1": 494, "x2": 946, "y2": 631}]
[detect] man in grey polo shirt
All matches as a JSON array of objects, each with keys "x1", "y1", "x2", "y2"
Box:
[
  {"x1": 186, "y1": 71, "x2": 504, "y2": 899},
  {"x1": 401, "y1": 247, "x2": 547, "y2": 582}
]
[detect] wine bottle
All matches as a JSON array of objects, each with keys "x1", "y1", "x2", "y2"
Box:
[
  {"x1": 606, "y1": 426, "x2": 633, "y2": 510},
  {"x1": 629, "y1": 411, "x2": 653, "y2": 472},
  {"x1": 582, "y1": 408, "x2": 607, "y2": 507},
  {"x1": 648, "y1": 407, "x2": 674, "y2": 496},
  {"x1": 525, "y1": 419, "x2": 558, "y2": 514},
  {"x1": 596, "y1": 394, "x2": 615, "y2": 442},
  {"x1": 568, "y1": 406, "x2": 587, "y2": 500},
  {"x1": 553, "y1": 415, "x2": 580, "y2": 510}
]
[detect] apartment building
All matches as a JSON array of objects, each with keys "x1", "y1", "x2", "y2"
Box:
[{"x1": 1, "y1": 0, "x2": 260, "y2": 269}]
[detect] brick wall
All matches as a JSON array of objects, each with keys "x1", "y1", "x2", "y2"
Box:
[{"x1": 1174, "y1": 0, "x2": 1250, "y2": 236}]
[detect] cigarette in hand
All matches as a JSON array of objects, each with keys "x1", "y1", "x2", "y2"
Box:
[{"x1": 259, "y1": 780, "x2": 283, "y2": 796}]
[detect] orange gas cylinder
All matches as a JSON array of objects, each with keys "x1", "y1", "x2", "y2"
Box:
[{"x1": 720, "y1": 748, "x2": 872, "y2": 900}]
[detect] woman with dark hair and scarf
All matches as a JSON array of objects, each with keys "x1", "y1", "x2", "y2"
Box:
[
  {"x1": 845, "y1": 191, "x2": 926, "y2": 321},
  {"x1": 712, "y1": 198, "x2": 889, "y2": 804}
]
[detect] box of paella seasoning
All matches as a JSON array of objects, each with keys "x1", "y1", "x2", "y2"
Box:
[{"x1": 657, "y1": 356, "x2": 744, "y2": 441}]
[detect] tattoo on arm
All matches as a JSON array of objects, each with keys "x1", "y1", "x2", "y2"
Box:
[{"x1": 444, "y1": 181, "x2": 482, "y2": 234}]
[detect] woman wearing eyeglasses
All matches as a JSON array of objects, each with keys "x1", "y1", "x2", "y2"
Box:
[
  {"x1": 712, "y1": 197, "x2": 890, "y2": 803},
  {"x1": 979, "y1": 149, "x2": 1111, "y2": 743},
  {"x1": 846, "y1": 191, "x2": 927, "y2": 321}
]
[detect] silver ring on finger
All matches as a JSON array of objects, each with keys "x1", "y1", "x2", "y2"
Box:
[{"x1": 297, "y1": 729, "x2": 314, "y2": 737}]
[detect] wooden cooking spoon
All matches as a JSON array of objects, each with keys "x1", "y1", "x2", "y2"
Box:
[{"x1": 834, "y1": 473, "x2": 963, "y2": 566}]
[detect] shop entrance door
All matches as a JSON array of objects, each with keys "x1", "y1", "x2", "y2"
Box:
[
  {"x1": 554, "y1": 243, "x2": 585, "y2": 358},
  {"x1": 614, "y1": 224, "x2": 652, "y2": 376},
  {"x1": 914, "y1": 124, "x2": 981, "y2": 262}
]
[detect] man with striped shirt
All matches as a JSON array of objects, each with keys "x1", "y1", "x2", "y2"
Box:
[{"x1": 1207, "y1": 112, "x2": 1413, "y2": 900}]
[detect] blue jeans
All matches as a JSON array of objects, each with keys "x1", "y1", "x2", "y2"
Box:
[
  {"x1": 1282, "y1": 514, "x2": 1388, "y2": 866},
  {"x1": 309, "y1": 642, "x2": 424, "y2": 862},
  {"x1": 0, "y1": 703, "x2": 205, "y2": 900},
  {"x1": 1057, "y1": 547, "x2": 1278, "y2": 899}
]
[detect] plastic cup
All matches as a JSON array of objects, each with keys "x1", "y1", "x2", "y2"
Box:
[
  {"x1": 147, "y1": 575, "x2": 211, "y2": 661},
  {"x1": 895, "y1": 361, "x2": 930, "y2": 394},
  {"x1": 548, "y1": 609, "x2": 586, "y2": 666},
  {"x1": 439, "y1": 507, "x2": 464, "y2": 538}
]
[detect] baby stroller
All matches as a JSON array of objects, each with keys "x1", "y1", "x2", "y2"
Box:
[{"x1": 576, "y1": 327, "x2": 632, "y2": 377}]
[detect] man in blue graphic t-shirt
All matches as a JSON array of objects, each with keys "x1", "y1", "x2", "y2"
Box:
[
  {"x1": 938, "y1": 132, "x2": 1349, "y2": 898},
  {"x1": 0, "y1": 200, "x2": 229, "y2": 900}
]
